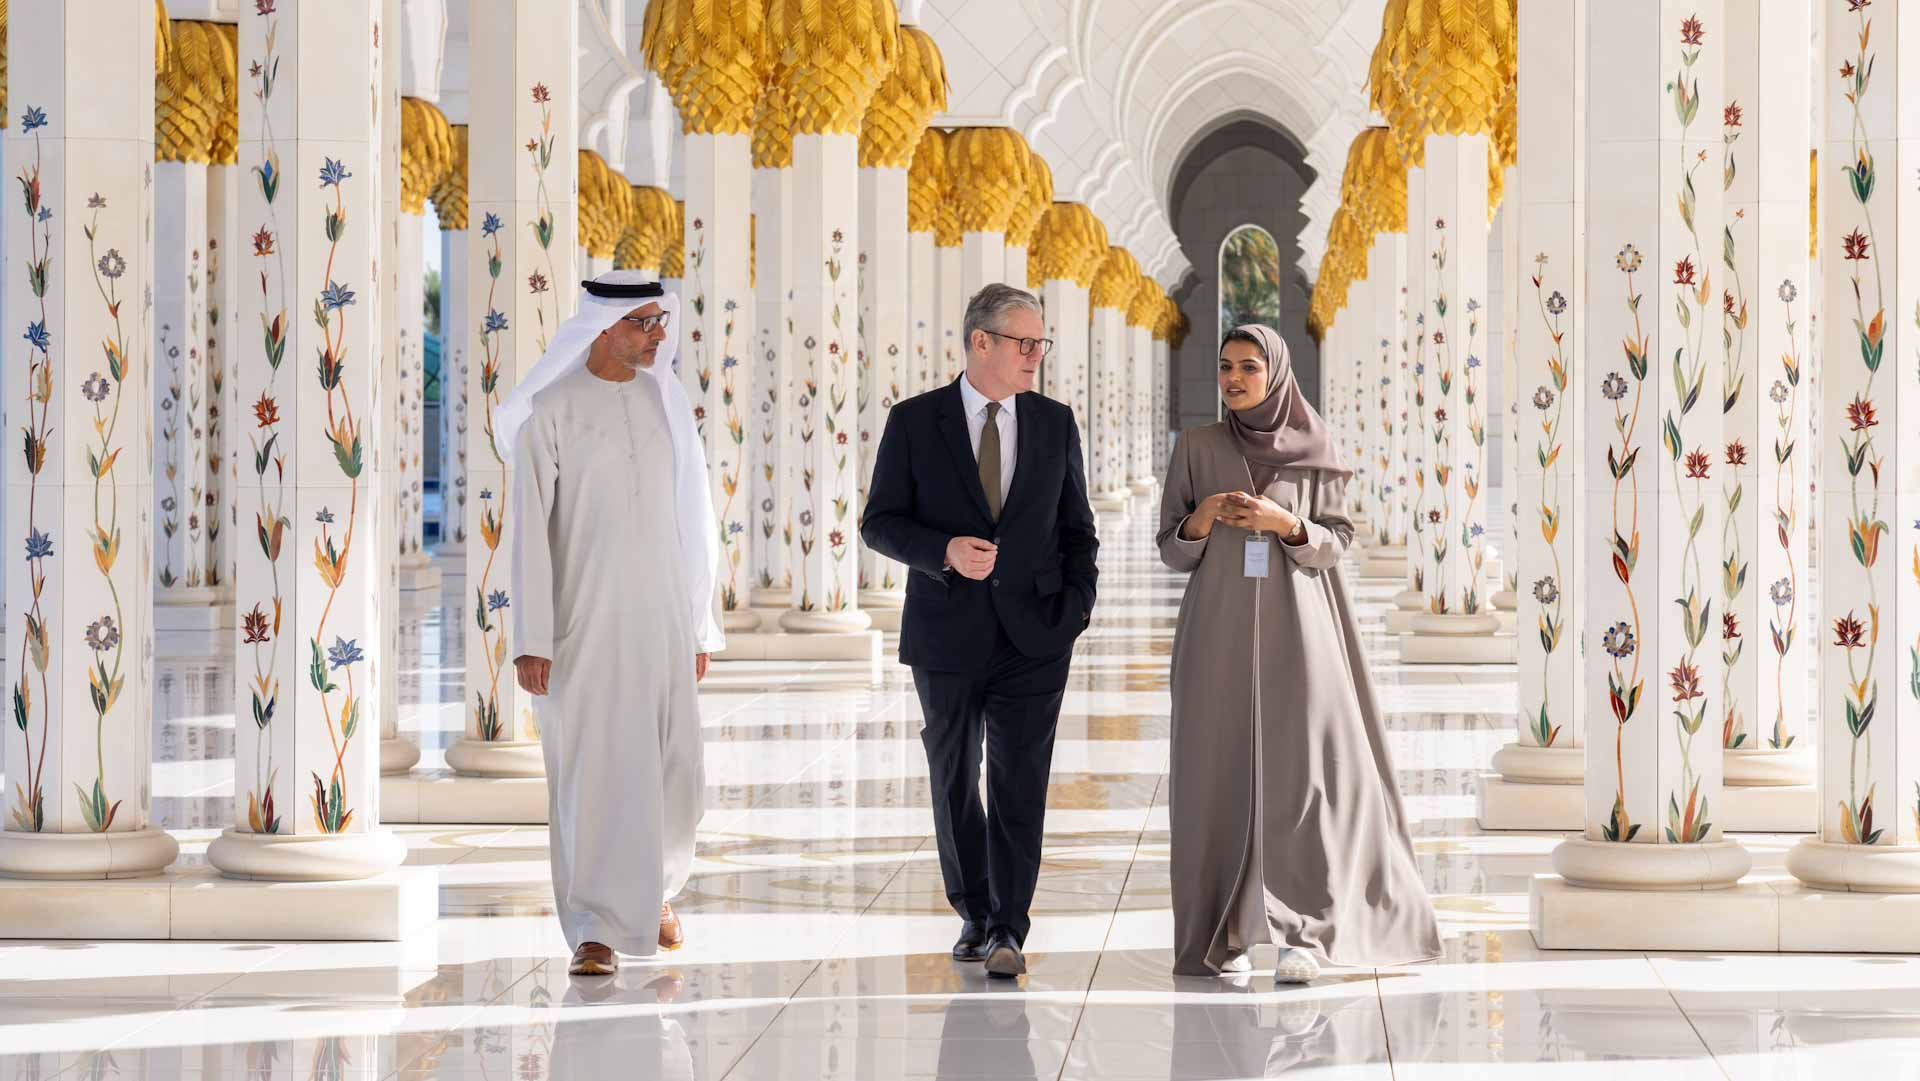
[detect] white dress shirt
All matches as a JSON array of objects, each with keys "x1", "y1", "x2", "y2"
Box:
[{"x1": 958, "y1": 372, "x2": 1018, "y2": 500}]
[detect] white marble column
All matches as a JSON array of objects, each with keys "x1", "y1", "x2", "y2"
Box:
[
  {"x1": 445, "y1": 0, "x2": 577, "y2": 780},
  {"x1": 431, "y1": 124, "x2": 469, "y2": 562},
  {"x1": 1547, "y1": 0, "x2": 1749, "y2": 892},
  {"x1": 1392, "y1": 163, "x2": 1433, "y2": 628},
  {"x1": 213, "y1": 0, "x2": 405, "y2": 879},
  {"x1": 1788, "y1": 0, "x2": 1920, "y2": 891},
  {"x1": 1359, "y1": 230, "x2": 1413, "y2": 579},
  {"x1": 1718, "y1": 0, "x2": 1814, "y2": 794},
  {"x1": 780, "y1": 133, "x2": 872, "y2": 635},
  {"x1": 1125, "y1": 278, "x2": 1159, "y2": 494},
  {"x1": 1492, "y1": 188, "x2": 1521, "y2": 614},
  {"x1": 153, "y1": 33, "x2": 222, "y2": 629},
  {"x1": 936, "y1": 241, "x2": 963, "y2": 382},
  {"x1": 207, "y1": 22, "x2": 240, "y2": 613},
  {"x1": 682, "y1": 137, "x2": 759, "y2": 633},
  {"x1": 394, "y1": 96, "x2": 449, "y2": 595},
  {"x1": 1088, "y1": 246, "x2": 1140, "y2": 512},
  {"x1": 1151, "y1": 315, "x2": 1171, "y2": 477},
  {"x1": 1488, "y1": 0, "x2": 1589, "y2": 809},
  {"x1": 1399, "y1": 135, "x2": 1508, "y2": 664},
  {"x1": 855, "y1": 159, "x2": 909, "y2": 612},
  {"x1": 1030, "y1": 202, "x2": 1098, "y2": 445},
  {"x1": 749, "y1": 134, "x2": 793, "y2": 614},
  {"x1": 0, "y1": 0, "x2": 177, "y2": 878},
  {"x1": 905, "y1": 126, "x2": 946, "y2": 397}
]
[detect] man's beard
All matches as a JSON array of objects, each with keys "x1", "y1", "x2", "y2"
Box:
[{"x1": 623, "y1": 345, "x2": 659, "y2": 370}]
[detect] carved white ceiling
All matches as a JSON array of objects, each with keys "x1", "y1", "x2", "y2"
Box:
[{"x1": 437, "y1": 0, "x2": 1384, "y2": 285}]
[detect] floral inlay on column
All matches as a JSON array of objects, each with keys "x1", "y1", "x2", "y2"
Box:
[
  {"x1": 1409, "y1": 311, "x2": 1428, "y2": 597},
  {"x1": 472, "y1": 211, "x2": 510, "y2": 742},
  {"x1": 1530, "y1": 253, "x2": 1570, "y2": 748},
  {"x1": 242, "y1": 20, "x2": 288, "y2": 833},
  {"x1": 1833, "y1": 0, "x2": 1887, "y2": 845},
  {"x1": 1461, "y1": 295, "x2": 1486, "y2": 615},
  {"x1": 1426, "y1": 219, "x2": 1457, "y2": 613},
  {"x1": 11, "y1": 105, "x2": 56, "y2": 832},
  {"x1": 1658, "y1": 13, "x2": 1716, "y2": 845},
  {"x1": 307, "y1": 156, "x2": 364, "y2": 834},
  {"x1": 526, "y1": 83, "x2": 557, "y2": 353},
  {"x1": 1767, "y1": 278, "x2": 1801, "y2": 751},
  {"x1": 1601, "y1": 243, "x2": 1648, "y2": 842},
  {"x1": 717, "y1": 296, "x2": 748, "y2": 611},
  {"x1": 1720, "y1": 95, "x2": 1752, "y2": 750}
]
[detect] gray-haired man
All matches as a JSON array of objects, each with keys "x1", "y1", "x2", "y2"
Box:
[{"x1": 861, "y1": 284, "x2": 1100, "y2": 977}]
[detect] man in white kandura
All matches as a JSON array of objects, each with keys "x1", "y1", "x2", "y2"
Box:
[{"x1": 495, "y1": 271, "x2": 725, "y2": 977}]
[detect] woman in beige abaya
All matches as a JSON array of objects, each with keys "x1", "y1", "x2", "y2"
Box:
[{"x1": 1158, "y1": 324, "x2": 1440, "y2": 984}]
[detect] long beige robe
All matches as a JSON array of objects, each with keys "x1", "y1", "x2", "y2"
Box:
[
  {"x1": 512, "y1": 366, "x2": 704, "y2": 957},
  {"x1": 1158, "y1": 423, "x2": 1439, "y2": 975}
]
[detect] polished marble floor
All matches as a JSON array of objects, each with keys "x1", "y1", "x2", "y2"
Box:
[{"x1": 5, "y1": 505, "x2": 1920, "y2": 1079}]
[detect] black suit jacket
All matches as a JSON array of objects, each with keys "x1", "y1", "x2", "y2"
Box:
[{"x1": 860, "y1": 378, "x2": 1099, "y2": 672}]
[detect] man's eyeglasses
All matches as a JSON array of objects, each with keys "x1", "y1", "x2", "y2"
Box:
[
  {"x1": 620, "y1": 313, "x2": 670, "y2": 333},
  {"x1": 982, "y1": 330, "x2": 1054, "y2": 357}
]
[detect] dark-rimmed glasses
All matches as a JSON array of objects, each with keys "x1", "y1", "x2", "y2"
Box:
[
  {"x1": 982, "y1": 329, "x2": 1054, "y2": 357},
  {"x1": 620, "y1": 313, "x2": 670, "y2": 333}
]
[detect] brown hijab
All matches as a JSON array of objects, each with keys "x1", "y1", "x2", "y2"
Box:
[{"x1": 1222, "y1": 323, "x2": 1350, "y2": 479}]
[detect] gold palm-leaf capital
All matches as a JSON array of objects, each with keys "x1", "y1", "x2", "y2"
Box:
[
  {"x1": 400, "y1": 97, "x2": 454, "y2": 215},
  {"x1": 642, "y1": 0, "x2": 767, "y2": 135},
  {"x1": 948, "y1": 126, "x2": 1030, "y2": 235},
  {"x1": 859, "y1": 25, "x2": 949, "y2": 169},
  {"x1": 1090, "y1": 246, "x2": 1143, "y2": 311},
  {"x1": 156, "y1": 18, "x2": 222, "y2": 164},
  {"x1": 1028, "y1": 201, "x2": 1102, "y2": 287},
  {"x1": 1006, "y1": 149, "x2": 1053, "y2": 248},
  {"x1": 907, "y1": 126, "x2": 952, "y2": 239},
  {"x1": 767, "y1": 0, "x2": 899, "y2": 136},
  {"x1": 429, "y1": 124, "x2": 469, "y2": 230}
]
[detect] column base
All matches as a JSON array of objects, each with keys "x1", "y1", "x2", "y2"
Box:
[
  {"x1": 1355, "y1": 555, "x2": 1408, "y2": 580},
  {"x1": 750, "y1": 585, "x2": 791, "y2": 610},
  {"x1": 779, "y1": 608, "x2": 873, "y2": 634},
  {"x1": 1787, "y1": 839, "x2": 1920, "y2": 893},
  {"x1": 713, "y1": 628, "x2": 883, "y2": 677},
  {"x1": 1534, "y1": 874, "x2": 1920, "y2": 952},
  {"x1": 1383, "y1": 608, "x2": 1420, "y2": 634},
  {"x1": 1476, "y1": 775, "x2": 1583, "y2": 831},
  {"x1": 1091, "y1": 490, "x2": 1132, "y2": 513},
  {"x1": 1550, "y1": 835, "x2": 1751, "y2": 891},
  {"x1": 1492, "y1": 743, "x2": 1585, "y2": 783},
  {"x1": 1724, "y1": 747, "x2": 1815, "y2": 786},
  {"x1": 205, "y1": 827, "x2": 408, "y2": 883},
  {"x1": 0, "y1": 863, "x2": 436, "y2": 941},
  {"x1": 380, "y1": 769, "x2": 550, "y2": 824},
  {"x1": 434, "y1": 545, "x2": 468, "y2": 577},
  {"x1": 154, "y1": 591, "x2": 236, "y2": 631},
  {"x1": 1398, "y1": 613, "x2": 1512, "y2": 664},
  {"x1": 1531, "y1": 874, "x2": 1777, "y2": 951},
  {"x1": 380, "y1": 735, "x2": 422, "y2": 776},
  {"x1": 0, "y1": 828, "x2": 180, "y2": 880},
  {"x1": 1384, "y1": 590, "x2": 1426, "y2": 633},
  {"x1": 444, "y1": 737, "x2": 546, "y2": 778},
  {"x1": 1490, "y1": 589, "x2": 1518, "y2": 611},
  {"x1": 722, "y1": 607, "x2": 763, "y2": 633},
  {"x1": 1127, "y1": 476, "x2": 1157, "y2": 495},
  {"x1": 858, "y1": 588, "x2": 905, "y2": 610},
  {"x1": 398, "y1": 559, "x2": 443, "y2": 592},
  {"x1": 1475, "y1": 770, "x2": 1813, "y2": 833}
]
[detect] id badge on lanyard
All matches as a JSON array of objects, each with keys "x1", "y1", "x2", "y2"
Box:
[{"x1": 1239, "y1": 456, "x2": 1270, "y2": 579}]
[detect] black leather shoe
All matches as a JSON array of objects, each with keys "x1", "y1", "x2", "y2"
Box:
[
  {"x1": 983, "y1": 927, "x2": 1026, "y2": 979},
  {"x1": 952, "y1": 921, "x2": 989, "y2": 962}
]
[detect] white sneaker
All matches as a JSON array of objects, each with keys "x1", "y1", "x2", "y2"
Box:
[
  {"x1": 1274, "y1": 947, "x2": 1319, "y2": 985},
  {"x1": 1219, "y1": 949, "x2": 1252, "y2": 974}
]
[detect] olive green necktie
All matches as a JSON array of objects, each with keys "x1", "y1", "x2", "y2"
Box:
[{"x1": 979, "y1": 401, "x2": 1003, "y2": 519}]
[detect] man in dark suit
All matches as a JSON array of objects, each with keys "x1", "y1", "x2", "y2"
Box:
[{"x1": 861, "y1": 283, "x2": 1099, "y2": 979}]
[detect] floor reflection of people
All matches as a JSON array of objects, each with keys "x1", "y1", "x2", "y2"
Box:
[
  {"x1": 935, "y1": 987, "x2": 1041, "y2": 1081},
  {"x1": 1169, "y1": 973, "x2": 1439, "y2": 1078},
  {"x1": 548, "y1": 971, "x2": 693, "y2": 1080}
]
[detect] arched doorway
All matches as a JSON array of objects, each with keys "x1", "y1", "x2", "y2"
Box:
[{"x1": 1218, "y1": 224, "x2": 1284, "y2": 344}]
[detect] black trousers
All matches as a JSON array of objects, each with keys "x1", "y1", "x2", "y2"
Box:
[{"x1": 911, "y1": 628, "x2": 1072, "y2": 946}]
